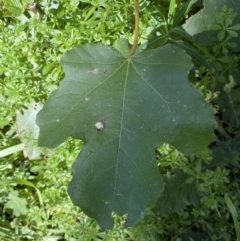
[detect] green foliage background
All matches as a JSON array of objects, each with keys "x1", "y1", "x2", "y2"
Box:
[{"x1": 0, "y1": 0, "x2": 240, "y2": 240}]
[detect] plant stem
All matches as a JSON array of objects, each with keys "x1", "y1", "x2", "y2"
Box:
[{"x1": 128, "y1": 0, "x2": 139, "y2": 58}]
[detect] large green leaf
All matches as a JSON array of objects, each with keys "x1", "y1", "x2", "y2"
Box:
[
  {"x1": 182, "y1": 0, "x2": 240, "y2": 50},
  {"x1": 37, "y1": 43, "x2": 216, "y2": 229}
]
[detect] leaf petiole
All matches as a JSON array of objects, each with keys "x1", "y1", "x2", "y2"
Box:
[{"x1": 128, "y1": 0, "x2": 139, "y2": 58}]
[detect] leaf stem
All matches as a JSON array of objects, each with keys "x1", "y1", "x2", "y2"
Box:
[{"x1": 128, "y1": 0, "x2": 139, "y2": 58}]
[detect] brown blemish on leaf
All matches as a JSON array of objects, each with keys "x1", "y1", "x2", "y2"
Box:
[{"x1": 87, "y1": 68, "x2": 99, "y2": 75}]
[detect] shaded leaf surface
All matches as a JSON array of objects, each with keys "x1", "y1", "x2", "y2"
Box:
[
  {"x1": 181, "y1": 231, "x2": 210, "y2": 241},
  {"x1": 210, "y1": 135, "x2": 240, "y2": 168},
  {"x1": 37, "y1": 43, "x2": 216, "y2": 228},
  {"x1": 183, "y1": 0, "x2": 240, "y2": 50},
  {"x1": 154, "y1": 169, "x2": 200, "y2": 215},
  {"x1": 218, "y1": 88, "x2": 240, "y2": 129}
]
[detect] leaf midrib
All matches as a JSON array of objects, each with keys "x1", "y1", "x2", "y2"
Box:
[{"x1": 112, "y1": 59, "x2": 131, "y2": 204}]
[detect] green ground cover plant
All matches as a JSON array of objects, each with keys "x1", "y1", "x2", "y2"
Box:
[{"x1": 0, "y1": 0, "x2": 240, "y2": 240}]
